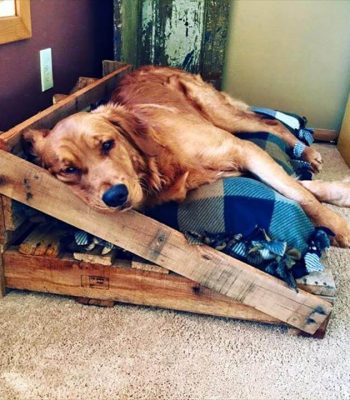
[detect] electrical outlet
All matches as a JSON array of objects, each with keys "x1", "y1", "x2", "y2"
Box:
[{"x1": 39, "y1": 48, "x2": 54, "y2": 92}]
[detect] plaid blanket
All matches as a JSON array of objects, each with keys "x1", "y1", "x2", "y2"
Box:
[
  {"x1": 145, "y1": 130, "x2": 331, "y2": 289},
  {"x1": 250, "y1": 106, "x2": 315, "y2": 146}
]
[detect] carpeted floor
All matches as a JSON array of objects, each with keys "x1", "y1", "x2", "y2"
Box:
[{"x1": 1, "y1": 143, "x2": 349, "y2": 400}]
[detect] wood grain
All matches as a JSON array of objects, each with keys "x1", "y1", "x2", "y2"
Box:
[
  {"x1": 19, "y1": 222, "x2": 61, "y2": 257},
  {"x1": 0, "y1": 0, "x2": 32, "y2": 45},
  {"x1": 0, "y1": 188, "x2": 5, "y2": 295},
  {"x1": 296, "y1": 268, "x2": 336, "y2": 297},
  {"x1": 3, "y1": 250, "x2": 334, "y2": 335},
  {"x1": 2, "y1": 250, "x2": 284, "y2": 324},
  {"x1": 73, "y1": 249, "x2": 116, "y2": 266},
  {"x1": 132, "y1": 255, "x2": 169, "y2": 274},
  {"x1": 0, "y1": 150, "x2": 332, "y2": 334},
  {"x1": 2, "y1": 196, "x2": 26, "y2": 231}
]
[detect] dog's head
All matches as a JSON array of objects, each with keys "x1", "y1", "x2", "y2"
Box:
[{"x1": 23, "y1": 104, "x2": 162, "y2": 211}]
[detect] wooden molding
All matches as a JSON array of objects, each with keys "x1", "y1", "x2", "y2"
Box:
[
  {"x1": 0, "y1": 0, "x2": 32, "y2": 45},
  {"x1": 313, "y1": 128, "x2": 338, "y2": 142}
]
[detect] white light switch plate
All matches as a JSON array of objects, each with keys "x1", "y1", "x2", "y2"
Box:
[{"x1": 39, "y1": 48, "x2": 54, "y2": 92}]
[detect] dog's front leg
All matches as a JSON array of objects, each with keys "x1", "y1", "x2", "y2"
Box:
[{"x1": 234, "y1": 139, "x2": 350, "y2": 247}]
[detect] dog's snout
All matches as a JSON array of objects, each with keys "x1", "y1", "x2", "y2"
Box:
[{"x1": 102, "y1": 184, "x2": 128, "y2": 207}]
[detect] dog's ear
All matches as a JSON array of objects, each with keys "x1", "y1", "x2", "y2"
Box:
[
  {"x1": 22, "y1": 128, "x2": 50, "y2": 162},
  {"x1": 92, "y1": 104, "x2": 164, "y2": 157}
]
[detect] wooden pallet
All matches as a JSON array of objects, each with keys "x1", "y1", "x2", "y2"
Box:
[
  {"x1": 0, "y1": 61, "x2": 336, "y2": 337},
  {"x1": 3, "y1": 227, "x2": 335, "y2": 336}
]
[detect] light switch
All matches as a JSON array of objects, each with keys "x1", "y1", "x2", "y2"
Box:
[{"x1": 39, "y1": 48, "x2": 54, "y2": 92}]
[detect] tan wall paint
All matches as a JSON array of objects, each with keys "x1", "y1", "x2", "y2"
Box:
[
  {"x1": 337, "y1": 94, "x2": 350, "y2": 167},
  {"x1": 223, "y1": 0, "x2": 350, "y2": 130}
]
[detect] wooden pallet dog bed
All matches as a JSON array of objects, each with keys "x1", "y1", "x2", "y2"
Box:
[{"x1": 0, "y1": 61, "x2": 335, "y2": 337}]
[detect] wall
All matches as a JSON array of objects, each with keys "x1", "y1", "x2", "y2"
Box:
[
  {"x1": 337, "y1": 94, "x2": 350, "y2": 167},
  {"x1": 223, "y1": 0, "x2": 350, "y2": 130},
  {"x1": 0, "y1": 0, "x2": 113, "y2": 131}
]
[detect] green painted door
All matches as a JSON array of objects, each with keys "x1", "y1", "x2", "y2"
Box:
[{"x1": 114, "y1": 0, "x2": 231, "y2": 88}]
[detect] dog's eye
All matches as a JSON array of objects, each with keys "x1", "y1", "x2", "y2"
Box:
[
  {"x1": 101, "y1": 140, "x2": 115, "y2": 155},
  {"x1": 62, "y1": 166, "x2": 80, "y2": 174}
]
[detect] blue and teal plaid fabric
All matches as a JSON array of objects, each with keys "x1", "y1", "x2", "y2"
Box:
[
  {"x1": 250, "y1": 106, "x2": 315, "y2": 146},
  {"x1": 145, "y1": 130, "x2": 330, "y2": 289}
]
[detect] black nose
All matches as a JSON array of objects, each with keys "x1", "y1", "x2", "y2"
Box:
[{"x1": 102, "y1": 184, "x2": 128, "y2": 207}]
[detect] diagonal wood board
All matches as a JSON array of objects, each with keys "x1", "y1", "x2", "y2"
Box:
[{"x1": 0, "y1": 150, "x2": 332, "y2": 334}]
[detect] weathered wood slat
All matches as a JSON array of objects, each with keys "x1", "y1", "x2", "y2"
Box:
[
  {"x1": 313, "y1": 129, "x2": 338, "y2": 143},
  {"x1": 102, "y1": 60, "x2": 129, "y2": 77},
  {"x1": 0, "y1": 150, "x2": 332, "y2": 334},
  {"x1": 200, "y1": 0, "x2": 231, "y2": 88},
  {"x1": 73, "y1": 249, "x2": 117, "y2": 266},
  {"x1": 132, "y1": 255, "x2": 169, "y2": 274},
  {"x1": 296, "y1": 268, "x2": 336, "y2": 297},
  {"x1": 2, "y1": 250, "x2": 285, "y2": 324},
  {"x1": 0, "y1": 64, "x2": 132, "y2": 149},
  {"x1": 3, "y1": 250, "x2": 334, "y2": 338},
  {"x1": 2, "y1": 197, "x2": 27, "y2": 231},
  {"x1": 0, "y1": 196, "x2": 5, "y2": 296},
  {"x1": 19, "y1": 222, "x2": 61, "y2": 257},
  {"x1": 0, "y1": 196, "x2": 5, "y2": 245}
]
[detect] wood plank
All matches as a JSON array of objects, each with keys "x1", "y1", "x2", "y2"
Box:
[
  {"x1": 3, "y1": 249, "x2": 333, "y2": 335},
  {"x1": 200, "y1": 0, "x2": 231, "y2": 88},
  {"x1": 73, "y1": 249, "x2": 116, "y2": 266},
  {"x1": 52, "y1": 94, "x2": 68, "y2": 104},
  {"x1": 0, "y1": 243, "x2": 4, "y2": 297},
  {"x1": 0, "y1": 196, "x2": 6, "y2": 244},
  {"x1": 2, "y1": 196, "x2": 27, "y2": 231},
  {"x1": 76, "y1": 297, "x2": 115, "y2": 307},
  {"x1": 132, "y1": 255, "x2": 169, "y2": 274},
  {"x1": 0, "y1": 196, "x2": 6, "y2": 298},
  {"x1": 0, "y1": 150, "x2": 332, "y2": 334},
  {"x1": 2, "y1": 250, "x2": 282, "y2": 324},
  {"x1": 157, "y1": 0, "x2": 206, "y2": 72},
  {"x1": 313, "y1": 128, "x2": 338, "y2": 143},
  {"x1": 120, "y1": 0, "x2": 142, "y2": 67},
  {"x1": 3, "y1": 221, "x2": 35, "y2": 249},
  {"x1": 288, "y1": 314, "x2": 332, "y2": 339},
  {"x1": 69, "y1": 77, "x2": 98, "y2": 94},
  {"x1": 19, "y1": 222, "x2": 62, "y2": 257},
  {"x1": 296, "y1": 268, "x2": 336, "y2": 297},
  {"x1": 0, "y1": 64, "x2": 132, "y2": 149},
  {"x1": 103, "y1": 60, "x2": 129, "y2": 77}
]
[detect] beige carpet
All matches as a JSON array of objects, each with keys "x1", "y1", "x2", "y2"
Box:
[{"x1": 1, "y1": 143, "x2": 350, "y2": 400}]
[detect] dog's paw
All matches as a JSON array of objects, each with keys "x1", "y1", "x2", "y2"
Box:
[
  {"x1": 331, "y1": 222, "x2": 350, "y2": 248},
  {"x1": 302, "y1": 147, "x2": 323, "y2": 173}
]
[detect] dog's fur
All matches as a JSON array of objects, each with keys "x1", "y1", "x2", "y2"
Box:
[{"x1": 24, "y1": 66, "x2": 350, "y2": 247}]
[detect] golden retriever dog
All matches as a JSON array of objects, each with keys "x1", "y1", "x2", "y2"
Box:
[{"x1": 24, "y1": 66, "x2": 350, "y2": 247}]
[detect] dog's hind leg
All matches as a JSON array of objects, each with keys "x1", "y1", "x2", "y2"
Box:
[
  {"x1": 174, "y1": 75, "x2": 322, "y2": 172},
  {"x1": 223, "y1": 137, "x2": 350, "y2": 247},
  {"x1": 300, "y1": 180, "x2": 350, "y2": 207}
]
